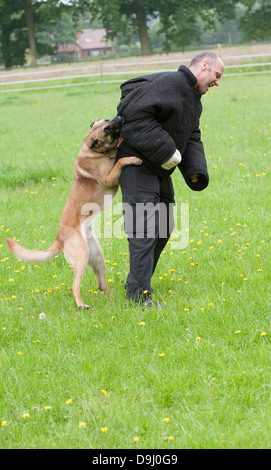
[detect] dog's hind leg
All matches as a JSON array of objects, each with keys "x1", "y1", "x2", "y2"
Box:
[
  {"x1": 87, "y1": 232, "x2": 108, "y2": 293},
  {"x1": 63, "y1": 233, "x2": 89, "y2": 309}
]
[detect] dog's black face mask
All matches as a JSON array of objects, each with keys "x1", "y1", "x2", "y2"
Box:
[
  {"x1": 104, "y1": 116, "x2": 124, "y2": 138},
  {"x1": 88, "y1": 117, "x2": 124, "y2": 151}
]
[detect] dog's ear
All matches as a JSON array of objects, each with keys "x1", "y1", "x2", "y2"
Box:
[
  {"x1": 90, "y1": 139, "x2": 98, "y2": 149},
  {"x1": 90, "y1": 122, "x2": 95, "y2": 128}
]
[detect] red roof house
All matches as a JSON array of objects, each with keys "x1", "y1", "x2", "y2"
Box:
[{"x1": 57, "y1": 29, "x2": 114, "y2": 59}]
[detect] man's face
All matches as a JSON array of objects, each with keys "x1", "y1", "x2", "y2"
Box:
[{"x1": 195, "y1": 59, "x2": 224, "y2": 94}]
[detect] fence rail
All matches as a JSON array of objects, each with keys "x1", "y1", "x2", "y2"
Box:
[{"x1": 0, "y1": 52, "x2": 270, "y2": 93}]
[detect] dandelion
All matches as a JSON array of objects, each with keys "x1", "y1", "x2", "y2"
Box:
[
  {"x1": 158, "y1": 353, "x2": 165, "y2": 357},
  {"x1": 22, "y1": 413, "x2": 30, "y2": 419},
  {"x1": 100, "y1": 389, "x2": 107, "y2": 396},
  {"x1": 1, "y1": 421, "x2": 7, "y2": 426},
  {"x1": 235, "y1": 330, "x2": 241, "y2": 334},
  {"x1": 163, "y1": 418, "x2": 170, "y2": 423},
  {"x1": 196, "y1": 336, "x2": 201, "y2": 342},
  {"x1": 168, "y1": 436, "x2": 174, "y2": 441},
  {"x1": 139, "y1": 322, "x2": 145, "y2": 326},
  {"x1": 260, "y1": 332, "x2": 267, "y2": 337},
  {"x1": 133, "y1": 436, "x2": 140, "y2": 443},
  {"x1": 44, "y1": 406, "x2": 52, "y2": 410},
  {"x1": 17, "y1": 352, "x2": 23, "y2": 355},
  {"x1": 101, "y1": 427, "x2": 108, "y2": 433}
]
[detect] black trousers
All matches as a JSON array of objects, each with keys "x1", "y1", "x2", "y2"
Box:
[{"x1": 119, "y1": 164, "x2": 175, "y2": 302}]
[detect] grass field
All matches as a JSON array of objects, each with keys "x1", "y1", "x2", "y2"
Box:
[{"x1": 0, "y1": 70, "x2": 271, "y2": 449}]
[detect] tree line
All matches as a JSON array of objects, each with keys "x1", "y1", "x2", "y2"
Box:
[{"x1": 0, "y1": 0, "x2": 270, "y2": 69}]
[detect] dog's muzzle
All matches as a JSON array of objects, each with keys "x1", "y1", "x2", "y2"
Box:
[{"x1": 107, "y1": 116, "x2": 124, "y2": 136}]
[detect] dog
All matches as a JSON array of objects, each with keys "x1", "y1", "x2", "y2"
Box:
[{"x1": 6, "y1": 116, "x2": 142, "y2": 309}]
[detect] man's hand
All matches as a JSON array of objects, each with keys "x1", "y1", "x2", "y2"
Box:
[
  {"x1": 161, "y1": 149, "x2": 182, "y2": 170},
  {"x1": 190, "y1": 174, "x2": 200, "y2": 183}
]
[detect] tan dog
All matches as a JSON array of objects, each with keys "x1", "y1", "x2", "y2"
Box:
[{"x1": 6, "y1": 116, "x2": 142, "y2": 308}]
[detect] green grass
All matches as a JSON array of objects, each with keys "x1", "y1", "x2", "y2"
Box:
[{"x1": 0, "y1": 73, "x2": 271, "y2": 449}]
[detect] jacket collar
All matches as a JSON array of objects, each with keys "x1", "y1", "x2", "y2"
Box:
[{"x1": 178, "y1": 65, "x2": 198, "y2": 87}]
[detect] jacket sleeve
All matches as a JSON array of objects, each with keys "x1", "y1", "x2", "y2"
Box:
[
  {"x1": 177, "y1": 126, "x2": 209, "y2": 191},
  {"x1": 117, "y1": 80, "x2": 177, "y2": 168}
]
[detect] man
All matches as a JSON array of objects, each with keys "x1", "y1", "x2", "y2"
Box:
[{"x1": 116, "y1": 51, "x2": 224, "y2": 307}]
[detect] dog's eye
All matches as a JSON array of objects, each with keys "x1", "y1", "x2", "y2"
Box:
[{"x1": 90, "y1": 139, "x2": 99, "y2": 148}]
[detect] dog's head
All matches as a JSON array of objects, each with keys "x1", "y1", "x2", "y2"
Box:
[{"x1": 87, "y1": 116, "x2": 124, "y2": 153}]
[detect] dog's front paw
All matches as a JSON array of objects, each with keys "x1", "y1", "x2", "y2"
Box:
[{"x1": 130, "y1": 157, "x2": 143, "y2": 166}]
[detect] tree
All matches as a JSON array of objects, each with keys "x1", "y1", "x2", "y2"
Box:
[
  {"x1": 25, "y1": 0, "x2": 37, "y2": 67},
  {"x1": 0, "y1": 1, "x2": 28, "y2": 68},
  {"x1": 76, "y1": 0, "x2": 155, "y2": 55},
  {"x1": 157, "y1": 0, "x2": 201, "y2": 53},
  {"x1": 0, "y1": 0, "x2": 66, "y2": 68},
  {"x1": 239, "y1": 0, "x2": 271, "y2": 40},
  {"x1": 156, "y1": 0, "x2": 239, "y2": 53},
  {"x1": 80, "y1": 0, "x2": 240, "y2": 56}
]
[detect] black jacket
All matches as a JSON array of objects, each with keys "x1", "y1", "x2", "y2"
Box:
[{"x1": 117, "y1": 65, "x2": 209, "y2": 191}]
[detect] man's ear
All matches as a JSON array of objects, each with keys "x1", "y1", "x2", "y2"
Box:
[{"x1": 90, "y1": 139, "x2": 98, "y2": 149}]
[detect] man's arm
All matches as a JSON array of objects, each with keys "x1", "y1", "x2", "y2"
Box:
[
  {"x1": 178, "y1": 126, "x2": 209, "y2": 191},
  {"x1": 117, "y1": 79, "x2": 179, "y2": 168}
]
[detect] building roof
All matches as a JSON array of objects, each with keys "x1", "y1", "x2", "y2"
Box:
[{"x1": 76, "y1": 29, "x2": 113, "y2": 50}]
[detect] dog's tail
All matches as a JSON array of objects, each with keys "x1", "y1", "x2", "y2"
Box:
[{"x1": 6, "y1": 238, "x2": 61, "y2": 263}]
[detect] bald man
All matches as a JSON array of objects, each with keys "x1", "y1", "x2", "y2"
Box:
[{"x1": 116, "y1": 52, "x2": 224, "y2": 306}]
